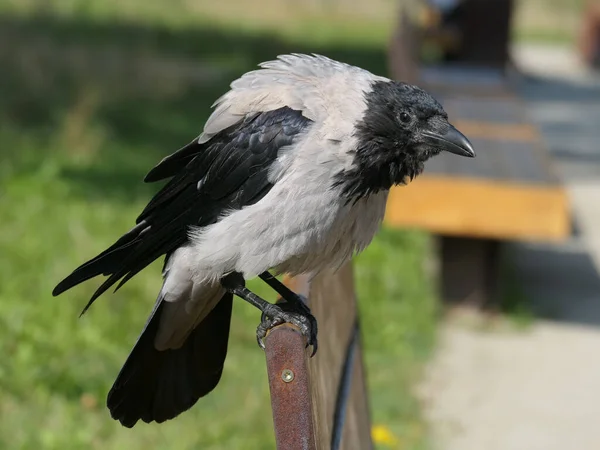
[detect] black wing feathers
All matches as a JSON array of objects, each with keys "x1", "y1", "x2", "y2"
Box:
[
  {"x1": 52, "y1": 107, "x2": 312, "y2": 311},
  {"x1": 143, "y1": 138, "x2": 204, "y2": 183}
]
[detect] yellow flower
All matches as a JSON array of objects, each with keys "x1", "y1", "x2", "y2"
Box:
[{"x1": 371, "y1": 424, "x2": 399, "y2": 447}]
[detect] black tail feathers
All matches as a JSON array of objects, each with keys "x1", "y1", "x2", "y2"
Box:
[{"x1": 108, "y1": 293, "x2": 233, "y2": 428}]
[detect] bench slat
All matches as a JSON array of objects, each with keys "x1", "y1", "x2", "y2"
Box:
[
  {"x1": 385, "y1": 176, "x2": 569, "y2": 241},
  {"x1": 443, "y1": 96, "x2": 528, "y2": 124},
  {"x1": 425, "y1": 138, "x2": 560, "y2": 185}
]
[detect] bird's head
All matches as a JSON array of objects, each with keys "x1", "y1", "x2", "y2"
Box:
[{"x1": 339, "y1": 80, "x2": 474, "y2": 200}]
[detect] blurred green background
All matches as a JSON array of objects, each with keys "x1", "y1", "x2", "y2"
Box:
[{"x1": 0, "y1": 0, "x2": 585, "y2": 449}]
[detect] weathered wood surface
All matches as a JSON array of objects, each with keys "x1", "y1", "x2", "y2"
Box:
[
  {"x1": 423, "y1": 74, "x2": 561, "y2": 186},
  {"x1": 426, "y1": 137, "x2": 558, "y2": 185},
  {"x1": 308, "y1": 265, "x2": 372, "y2": 450},
  {"x1": 275, "y1": 263, "x2": 373, "y2": 450},
  {"x1": 451, "y1": 121, "x2": 539, "y2": 143}
]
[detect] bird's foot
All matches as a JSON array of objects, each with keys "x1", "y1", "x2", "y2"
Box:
[
  {"x1": 257, "y1": 297, "x2": 318, "y2": 356},
  {"x1": 220, "y1": 272, "x2": 318, "y2": 355}
]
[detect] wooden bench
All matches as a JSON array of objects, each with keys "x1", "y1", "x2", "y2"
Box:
[
  {"x1": 384, "y1": 64, "x2": 570, "y2": 307},
  {"x1": 386, "y1": 0, "x2": 570, "y2": 308}
]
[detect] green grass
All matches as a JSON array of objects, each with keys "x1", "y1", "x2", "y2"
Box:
[{"x1": 0, "y1": 2, "x2": 437, "y2": 449}]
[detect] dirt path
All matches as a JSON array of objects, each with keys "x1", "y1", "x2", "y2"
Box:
[{"x1": 419, "y1": 321, "x2": 600, "y2": 450}]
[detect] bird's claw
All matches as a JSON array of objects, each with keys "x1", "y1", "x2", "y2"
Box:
[{"x1": 256, "y1": 298, "x2": 318, "y2": 356}]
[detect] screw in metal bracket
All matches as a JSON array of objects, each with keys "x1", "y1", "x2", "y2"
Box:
[{"x1": 281, "y1": 368, "x2": 295, "y2": 383}]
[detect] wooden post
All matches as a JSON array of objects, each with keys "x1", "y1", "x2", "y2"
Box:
[
  {"x1": 579, "y1": 0, "x2": 600, "y2": 68},
  {"x1": 388, "y1": 0, "x2": 420, "y2": 83},
  {"x1": 264, "y1": 262, "x2": 373, "y2": 450}
]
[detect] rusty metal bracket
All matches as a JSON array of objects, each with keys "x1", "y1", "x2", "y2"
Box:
[{"x1": 265, "y1": 324, "x2": 316, "y2": 450}]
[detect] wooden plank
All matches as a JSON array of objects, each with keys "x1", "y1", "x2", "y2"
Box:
[
  {"x1": 425, "y1": 138, "x2": 559, "y2": 185},
  {"x1": 443, "y1": 96, "x2": 527, "y2": 124},
  {"x1": 423, "y1": 94, "x2": 561, "y2": 186},
  {"x1": 384, "y1": 176, "x2": 570, "y2": 241},
  {"x1": 451, "y1": 120, "x2": 539, "y2": 142},
  {"x1": 285, "y1": 263, "x2": 373, "y2": 450}
]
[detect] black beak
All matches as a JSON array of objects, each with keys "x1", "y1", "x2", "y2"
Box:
[{"x1": 423, "y1": 124, "x2": 475, "y2": 157}]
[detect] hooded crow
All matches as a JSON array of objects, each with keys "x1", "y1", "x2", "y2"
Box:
[{"x1": 52, "y1": 53, "x2": 474, "y2": 427}]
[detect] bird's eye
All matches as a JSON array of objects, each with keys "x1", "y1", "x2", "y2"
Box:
[{"x1": 399, "y1": 112, "x2": 412, "y2": 124}]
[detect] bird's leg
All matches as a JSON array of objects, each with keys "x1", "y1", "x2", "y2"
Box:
[
  {"x1": 221, "y1": 272, "x2": 318, "y2": 355},
  {"x1": 258, "y1": 271, "x2": 318, "y2": 355},
  {"x1": 258, "y1": 271, "x2": 307, "y2": 306}
]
